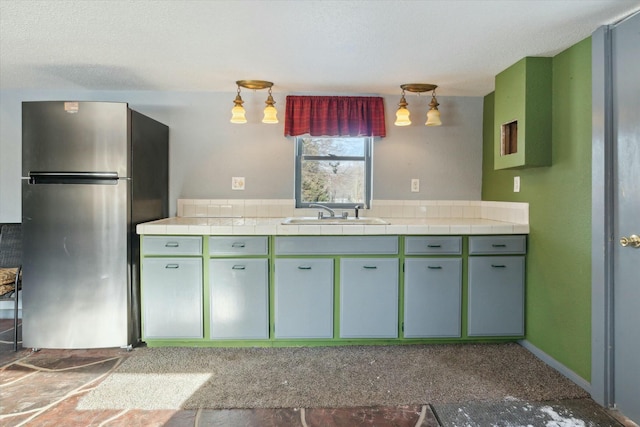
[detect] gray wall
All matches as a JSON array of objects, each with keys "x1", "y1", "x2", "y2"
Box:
[{"x1": 0, "y1": 90, "x2": 483, "y2": 221}]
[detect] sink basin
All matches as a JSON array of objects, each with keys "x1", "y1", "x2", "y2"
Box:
[{"x1": 282, "y1": 217, "x2": 388, "y2": 225}]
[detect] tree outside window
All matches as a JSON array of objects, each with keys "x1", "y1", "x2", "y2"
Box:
[{"x1": 295, "y1": 137, "x2": 372, "y2": 208}]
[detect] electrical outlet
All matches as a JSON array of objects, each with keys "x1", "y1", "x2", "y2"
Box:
[
  {"x1": 514, "y1": 176, "x2": 520, "y2": 192},
  {"x1": 232, "y1": 177, "x2": 245, "y2": 190},
  {"x1": 411, "y1": 178, "x2": 420, "y2": 192}
]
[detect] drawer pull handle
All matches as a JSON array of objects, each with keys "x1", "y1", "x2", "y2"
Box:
[
  {"x1": 427, "y1": 244, "x2": 442, "y2": 248},
  {"x1": 232, "y1": 265, "x2": 246, "y2": 270},
  {"x1": 165, "y1": 242, "x2": 179, "y2": 248},
  {"x1": 363, "y1": 265, "x2": 378, "y2": 269},
  {"x1": 491, "y1": 264, "x2": 507, "y2": 268},
  {"x1": 232, "y1": 242, "x2": 246, "y2": 248},
  {"x1": 165, "y1": 264, "x2": 179, "y2": 269},
  {"x1": 428, "y1": 266, "x2": 443, "y2": 269},
  {"x1": 298, "y1": 266, "x2": 312, "y2": 270},
  {"x1": 492, "y1": 244, "x2": 507, "y2": 248}
]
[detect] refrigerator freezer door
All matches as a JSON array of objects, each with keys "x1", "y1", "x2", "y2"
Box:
[
  {"x1": 22, "y1": 101, "x2": 130, "y2": 177},
  {"x1": 22, "y1": 179, "x2": 131, "y2": 349}
]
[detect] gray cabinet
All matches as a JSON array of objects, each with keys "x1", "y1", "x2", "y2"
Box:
[
  {"x1": 142, "y1": 256, "x2": 203, "y2": 339},
  {"x1": 209, "y1": 259, "x2": 268, "y2": 339},
  {"x1": 139, "y1": 233, "x2": 528, "y2": 344},
  {"x1": 209, "y1": 236, "x2": 269, "y2": 340},
  {"x1": 404, "y1": 258, "x2": 462, "y2": 338},
  {"x1": 274, "y1": 236, "x2": 399, "y2": 340},
  {"x1": 468, "y1": 235, "x2": 526, "y2": 336},
  {"x1": 274, "y1": 258, "x2": 334, "y2": 338},
  {"x1": 340, "y1": 258, "x2": 399, "y2": 338}
]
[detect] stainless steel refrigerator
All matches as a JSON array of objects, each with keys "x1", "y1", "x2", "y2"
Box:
[{"x1": 21, "y1": 101, "x2": 168, "y2": 349}]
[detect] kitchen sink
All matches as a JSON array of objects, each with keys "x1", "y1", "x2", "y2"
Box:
[{"x1": 282, "y1": 217, "x2": 388, "y2": 225}]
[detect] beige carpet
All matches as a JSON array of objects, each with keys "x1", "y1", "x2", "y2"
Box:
[{"x1": 77, "y1": 343, "x2": 588, "y2": 410}]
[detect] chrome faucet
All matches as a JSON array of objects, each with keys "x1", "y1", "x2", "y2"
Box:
[{"x1": 309, "y1": 203, "x2": 335, "y2": 219}]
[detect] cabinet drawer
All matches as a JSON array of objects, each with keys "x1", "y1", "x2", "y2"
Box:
[
  {"x1": 275, "y1": 236, "x2": 398, "y2": 255},
  {"x1": 468, "y1": 235, "x2": 526, "y2": 254},
  {"x1": 209, "y1": 236, "x2": 268, "y2": 256},
  {"x1": 143, "y1": 236, "x2": 202, "y2": 256},
  {"x1": 405, "y1": 236, "x2": 462, "y2": 255}
]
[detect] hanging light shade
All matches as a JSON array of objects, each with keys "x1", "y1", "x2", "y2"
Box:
[
  {"x1": 262, "y1": 87, "x2": 278, "y2": 124},
  {"x1": 394, "y1": 83, "x2": 442, "y2": 127},
  {"x1": 425, "y1": 91, "x2": 442, "y2": 126},
  {"x1": 230, "y1": 87, "x2": 247, "y2": 124},
  {"x1": 394, "y1": 91, "x2": 411, "y2": 126},
  {"x1": 231, "y1": 80, "x2": 276, "y2": 124}
]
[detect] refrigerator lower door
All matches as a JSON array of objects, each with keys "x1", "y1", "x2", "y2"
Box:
[{"x1": 22, "y1": 178, "x2": 131, "y2": 349}]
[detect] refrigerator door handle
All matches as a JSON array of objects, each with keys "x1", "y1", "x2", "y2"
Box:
[{"x1": 28, "y1": 172, "x2": 119, "y2": 185}]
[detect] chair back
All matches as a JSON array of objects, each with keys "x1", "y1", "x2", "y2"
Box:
[{"x1": 0, "y1": 224, "x2": 22, "y2": 268}]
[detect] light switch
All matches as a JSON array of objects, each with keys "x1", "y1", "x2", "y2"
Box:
[
  {"x1": 514, "y1": 176, "x2": 520, "y2": 192},
  {"x1": 411, "y1": 179, "x2": 420, "y2": 192},
  {"x1": 232, "y1": 177, "x2": 245, "y2": 190}
]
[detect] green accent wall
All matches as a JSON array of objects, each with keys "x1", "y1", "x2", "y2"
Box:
[{"x1": 482, "y1": 38, "x2": 592, "y2": 381}]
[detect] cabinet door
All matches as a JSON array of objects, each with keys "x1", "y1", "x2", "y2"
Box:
[
  {"x1": 340, "y1": 258, "x2": 398, "y2": 338},
  {"x1": 142, "y1": 257, "x2": 202, "y2": 339},
  {"x1": 274, "y1": 259, "x2": 334, "y2": 338},
  {"x1": 210, "y1": 259, "x2": 268, "y2": 339},
  {"x1": 468, "y1": 256, "x2": 525, "y2": 336},
  {"x1": 404, "y1": 258, "x2": 462, "y2": 338}
]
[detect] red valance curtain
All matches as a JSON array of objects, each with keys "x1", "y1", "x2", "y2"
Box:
[{"x1": 284, "y1": 96, "x2": 386, "y2": 137}]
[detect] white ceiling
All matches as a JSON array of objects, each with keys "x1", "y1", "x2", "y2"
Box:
[{"x1": 1, "y1": 0, "x2": 639, "y2": 96}]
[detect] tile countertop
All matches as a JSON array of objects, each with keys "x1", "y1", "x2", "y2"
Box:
[{"x1": 136, "y1": 217, "x2": 530, "y2": 236}]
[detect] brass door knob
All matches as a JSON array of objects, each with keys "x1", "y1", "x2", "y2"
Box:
[{"x1": 620, "y1": 234, "x2": 640, "y2": 248}]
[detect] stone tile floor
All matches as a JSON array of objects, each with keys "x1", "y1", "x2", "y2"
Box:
[{"x1": 0, "y1": 318, "x2": 637, "y2": 427}]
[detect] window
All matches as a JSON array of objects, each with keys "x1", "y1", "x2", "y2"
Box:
[{"x1": 295, "y1": 136, "x2": 372, "y2": 208}]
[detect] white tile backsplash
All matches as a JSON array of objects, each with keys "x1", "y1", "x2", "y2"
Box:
[{"x1": 176, "y1": 199, "x2": 529, "y2": 225}]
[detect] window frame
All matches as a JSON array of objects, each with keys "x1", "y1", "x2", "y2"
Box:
[{"x1": 294, "y1": 136, "x2": 373, "y2": 209}]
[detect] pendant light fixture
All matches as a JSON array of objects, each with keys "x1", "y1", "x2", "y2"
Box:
[
  {"x1": 230, "y1": 85, "x2": 247, "y2": 124},
  {"x1": 394, "y1": 89, "x2": 411, "y2": 126},
  {"x1": 262, "y1": 87, "x2": 278, "y2": 124},
  {"x1": 394, "y1": 83, "x2": 442, "y2": 127},
  {"x1": 230, "y1": 80, "x2": 278, "y2": 124},
  {"x1": 425, "y1": 89, "x2": 442, "y2": 126}
]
